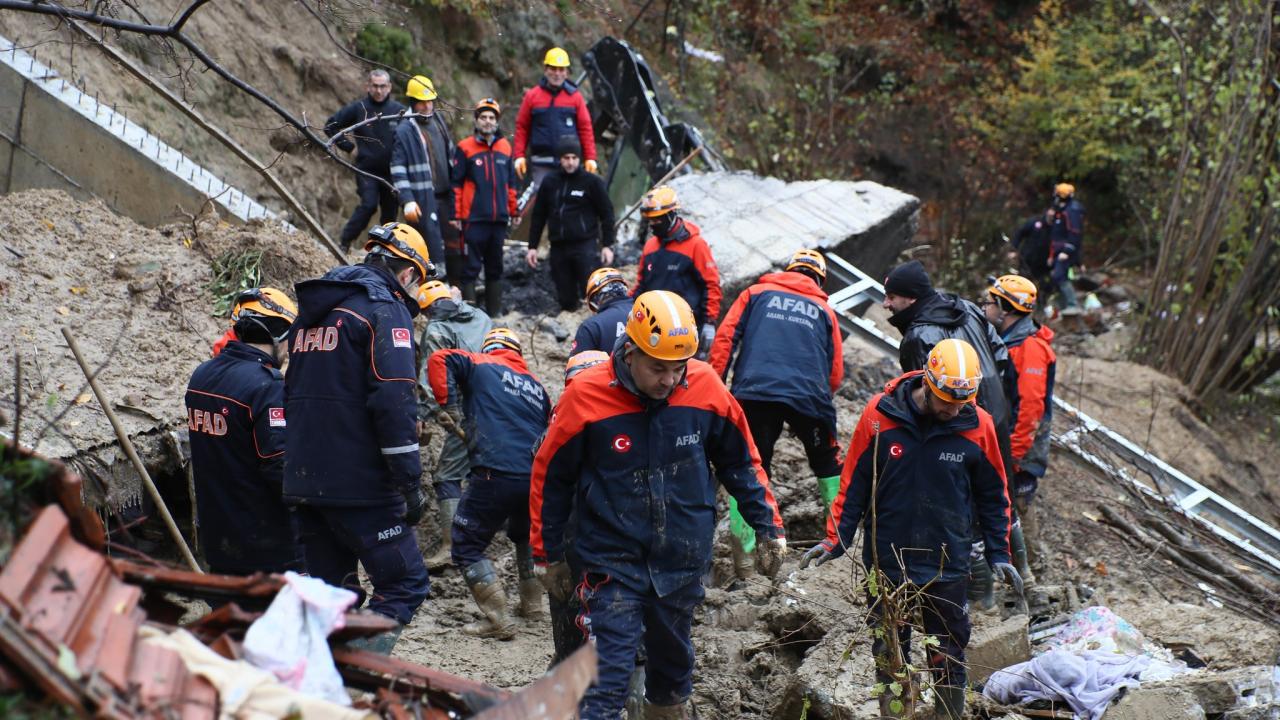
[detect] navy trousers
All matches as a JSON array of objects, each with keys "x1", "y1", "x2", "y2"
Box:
[
  {"x1": 462, "y1": 222, "x2": 507, "y2": 284},
  {"x1": 450, "y1": 468, "x2": 529, "y2": 568},
  {"x1": 866, "y1": 577, "x2": 970, "y2": 689},
  {"x1": 340, "y1": 174, "x2": 398, "y2": 249}
]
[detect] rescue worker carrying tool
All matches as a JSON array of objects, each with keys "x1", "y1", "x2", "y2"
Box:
[
  {"x1": 428, "y1": 328, "x2": 552, "y2": 640},
  {"x1": 800, "y1": 339, "x2": 1021, "y2": 720},
  {"x1": 531, "y1": 290, "x2": 787, "y2": 719},
  {"x1": 633, "y1": 186, "x2": 722, "y2": 361},
  {"x1": 415, "y1": 280, "x2": 493, "y2": 569},
  {"x1": 284, "y1": 221, "x2": 433, "y2": 654},
  {"x1": 526, "y1": 135, "x2": 617, "y2": 311},
  {"x1": 450, "y1": 98, "x2": 518, "y2": 318},
  {"x1": 390, "y1": 75, "x2": 448, "y2": 270},
  {"x1": 571, "y1": 267, "x2": 631, "y2": 354},
  {"x1": 514, "y1": 46, "x2": 598, "y2": 186},
  {"x1": 186, "y1": 287, "x2": 301, "y2": 576},
  {"x1": 710, "y1": 250, "x2": 845, "y2": 580},
  {"x1": 325, "y1": 70, "x2": 406, "y2": 252},
  {"x1": 982, "y1": 275, "x2": 1056, "y2": 575}
]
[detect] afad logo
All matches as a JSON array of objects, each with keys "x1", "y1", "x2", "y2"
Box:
[
  {"x1": 611, "y1": 434, "x2": 632, "y2": 453},
  {"x1": 888, "y1": 442, "x2": 905, "y2": 459}
]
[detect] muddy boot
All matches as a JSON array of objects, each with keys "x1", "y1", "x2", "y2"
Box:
[
  {"x1": 730, "y1": 534, "x2": 757, "y2": 580},
  {"x1": 968, "y1": 556, "x2": 996, "y2": 612},
  {"x1": 424, "y1": 498, "x2": 458, "y2": 570},
  {"x1": 461, "y1": 281, "x2": 477, "y2": 304},
  {"x1": 643, "y1": 699, "x2": 690, "y2": 719},
  {"x1": 932, "y1": 685, "x2": 965, "y2": 720},
  {"x1": 1010, "y1": 519, "x2": 1036, "y2": 587},
  {"x1": 484, "y1": 279, "x2": 503, "y2": 318},
  {"x1": 514, "y1": 544, "x2": 546, "y2": 621},
  {"x1": 345, "y1": 624, "x2": 404, "y2": 655},
  {"x1": 462, "y1": 559, "x2": 517, "y2": 640}
]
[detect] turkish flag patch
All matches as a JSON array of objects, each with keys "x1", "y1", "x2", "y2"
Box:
[
  {"x1": 392, "y1": 328, "x2": 412, "y2": 348},
  {"x1": 268, "y1": 407, "x2": 286, "y2": 427}
]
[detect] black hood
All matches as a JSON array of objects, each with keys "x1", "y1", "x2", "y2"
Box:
[
  {"x1": 294, "y1": 264, "x2": 419, "y2": 326},
  {"x1": 888, "y1": 290, "x2": 967, "y2": 332}
]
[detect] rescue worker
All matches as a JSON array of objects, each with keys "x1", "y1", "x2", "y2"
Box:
[
  {"x1": 428, "y1": 328, "x2": 552, "y2": 639},
  {"x1": 283, "y1": 221, "x2": 433, "y2": 653},
  {"x1": 325, "y1": 70, "x2": 406, "y2": 251},
  {"x1": 882, "y1": 259, "x2": 1020, "y2": 610},
  {"x1": 1010, "y1": 208, "x2": 1054, "y2": 291},
  {"x1": 571, "y1": 267, "x2": 631, "y2": 354},
  {"x1": 390, "y1": 75, "x2": 447, "y2": 269},
  {"x1": 450, "y1": 98, "x2": 518, "y2": 317},
  {"x1": 526, "y1": 135, "x2": 617, "y2": 311},
  {"x1": 531, "y1": 290, "x2": 787, "y2": 719},
  {"x1": 982, "y1": 275, "x2": 1056, "y2": 573},
  {"x1": 185, "y1": 287, "x2": 301, "y2": 575},
  {"x1": 1048, "y1": 183, "x2": 1085, "y2": 311},
  {"x1": 710, "y1": 250, "x2": 844, "y2": 579},
  {"x1": 800, "y1": 339, "x2": 1021, "y2": 720},
  {"x1": 513, "y1": 47, "x2": 597, "y2": 186},
  {"x1": 565, "y1": 350, "x2": 610, "y2": 384},
  {"x1": 415, "y1": 280, "x2": 493, "y2": 569},
  {"x1": 633, "y1": 186, "x2": 721, "y2": 360}
]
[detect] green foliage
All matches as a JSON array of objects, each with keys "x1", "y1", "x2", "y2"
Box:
[
  {"x1": 208, "y1": 250, "x2": 263, "y2": 317},
  {"x1": 0, "y1": 694, "x2": 75, "y2": 720},
  {"x1": 355, "y1": 24, "x2": 424, "y2": 75}
]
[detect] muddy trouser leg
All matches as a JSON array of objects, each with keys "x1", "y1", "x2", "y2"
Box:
[
  {"x1": 1050, "y1": 260, "x2": 1078, "y2": 308},
  {"x1": 569, "y1": 238, "x2": 599, "y2": 301},
  {"x1": 340, "y1": 174, "x2": 385, "y2": 249},
  {"x1": 548, "y1": 242, "x2": 582, "y2": 312},
  {"x1": 450, "y1": 468, "x2": 515, "y2": 569},
  {"x1": 780, "y1": 404, "x2": 844, "y2": 510},
  {"x1": 641, "y1": 581, "x2": 703, "y2": 708},
  {"x1": 920, "y1": 579, "x2": 970, "y2": 716},
  {"x1": 1013, "y1": 471, "x2": 1040, "y2": 566},
  {"x1": 865, "y1": 580, "x2": 915, "y2": 687},
  {"x1": 461, "y1": 224, "x2": 486, "y2": 289},
  {"x1": 577, "y1": 575, "x2": 647, "y2": 720},
  {"x1": 727, "y1": 400, "x2": 786, "y2": 556},
  {"x1": 296, "y1": 505, "x2": 365, "y2": 607},
  {"x1": 482, "y1": 223, "x2": 506, "y2": 318},
  {"x1": 377, "y1": 179, "x2": 399, "y2": 224},
  {"x1": 306, "y1": 505, "x2": 430, "y2": 625},
  {"x1": 435, "y1": 190, "x2": 461, "y2": 281},
  {"x1": 433, "y1": 408, "x2": 469, "y2": 502},
  {"x1": 548, "y1": 556, "x2": 586, "y2": 666}
]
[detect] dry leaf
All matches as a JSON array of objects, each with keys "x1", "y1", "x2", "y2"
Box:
[
  {"x1": 74, "y1": 393, "x2": 92, "y2": 405},
  {"x1": 56, "y1": 306, "x2": 70, "y2": 316},
  {"x1": 69, "y1": 286, "x2": 88, "y2": 295},
  {"x1": 42, "y1": 219, "x2": 55, "y2": 230},
  {"x1": 1095, "y1": 561, "x2": 1108, "y2": 576}
]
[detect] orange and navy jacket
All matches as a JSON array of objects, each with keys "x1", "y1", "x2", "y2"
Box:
[
  {"x1": 450, "y1": 131, "x2": 518, "y2": 223},
  {"x1": 530, "y1": 353, "x2": 785, "y2": 595},
  {"x1": 513, "y1": 77, "x2": 597, "y2": 161},
  {"x1": 710, "y1": 271, "x2": 844, "y2": 433},
  {"x1": 634, "y1": 219, "x2": 722, "y2": 327},
  {"x1": 822, "y1": 372, "x2": 1011, "y2": 584},
  {"x1": 427, "y1": 348, "x2": 551, "y2": 477},
  {"x1": 283, "y1": 264, "x2": 422, "y2": 507},
  {"x1": 185, "y1": 341, "x2": 300, "y2": 574},
  {"x1": 1002, "y1": 315, "x2": 1056, "y2": 477}
]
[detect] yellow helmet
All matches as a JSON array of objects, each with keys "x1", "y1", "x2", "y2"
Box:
[
  {"x1": 585, "y1": 267, "x2": 628, "y2": 312},
  {"x1": 565, "y1": 350, "x2": 610, "y2": 382},
  {"x1": 416, "y1": 280, "x2": 452, "y2": 311},
  {"x1": 625, "y1": 291, "x2": 698, "y2": 361},
  {"x1": 365, "y1": 222, "x2": 434, "y2": 281},
  {"x1": 406, "y1": 75, "x2": 437, "y2": 102},
  {"x1": 640, "y1": 186, "x2": 680, "y2": 218},
  {"x1": 785, "y1": 249, "x2": 827, "y2": 284},
  {"x1": 231, "y1": 287, "x2": 297, "y2": 343},
  {"x1": 1055, "y1": 182, "x2": 1075, "y2": 199},
  {"x1": 543, "y1": 47, "x2": 571, "y2": 68},
  {"x1": 988, "y1": 274, "x2": 1037, "y2": 314},
  {"x1": 481, "y1": 327, "x2": 522, "y2": 355},
  {"x1": 924, "y1": 339, "x2": 982, "y2": 404}
]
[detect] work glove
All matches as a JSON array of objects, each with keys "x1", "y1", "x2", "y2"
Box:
[
  {"x1": 514, "y1": 157, "x2": 527, "y2": 179},
  {"x1": 585, "y1": 159, "x2": 599, "y2": 174},
  {"x1": 799, "y1": 540, "x2": 835, "y2": 569},
  {"x1": 534, "y1": 561, "x2": 573, "y2": 603},
  {"x1": 404, "y1": 201, "x2": 421, "y2": 223},
  {"x1": 992, "y1": 562, "x2": 1025, "y2": 597},
  {"x1": 402, "y1": 486, "x2": 425, "y2": 526},
  {"x1": 755, "y1": 536, "x2": 787, "y2": 579},
  {"x1": 695, "y1": 323, "x2": 715, "y2": 360}
]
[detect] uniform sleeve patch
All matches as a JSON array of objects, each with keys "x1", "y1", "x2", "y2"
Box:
[
  {"x1": 392, "y1": 327, "x2": 413, "y2": 348},
  {"x1": 268, "y1": 407, "x2": 286, "y2": 427}
]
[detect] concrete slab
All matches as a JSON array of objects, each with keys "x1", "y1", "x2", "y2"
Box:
[
  {"x1": 1105, "y1": 685, "x2": 1206, "y2": 720},
  {"x1": 966, "y1": 615, "x2": 1031, "y2": 685},
  {"x1": 0, "y1": 67, "x2": 22, "y2": 139}
]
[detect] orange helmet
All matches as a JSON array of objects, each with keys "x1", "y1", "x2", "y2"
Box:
[
  {"x1": 482, "y1": 327, "x2": 521, "y2": 355},
  {"x1": 640, "y1": 186, "x2": 680, "y2": 218},
  {"x1": 474, "y1": 97, "x2": 501, "y2": 118},
  {"x1": 625, "y1": 291, "x2": 698, "y2": 361},
  {"x1": 416, "y1": 280, "x2": 452, "y2": 311},
  {"x1": 365, "y1": 222, "x2": 434, "y2": 281},
  {"x1": 230, "y1": 287, "x2": 297, "y2": 344},
  {"x1": 1055, "y1": 182, "x2": 1075, "y2": 199},
  {"x1": 786, "y1": 249, "x2": 827, "y2": 284},
  {"x1": 565, "y1": 350, "x2": 610, "y2": 382},
  {"x1": 585, "y1": 267, "x2": 628, "y2": 312},
  {"x1": 924, "y1": 339, "x2": 982, "y2": 404},
  {"x1": 988, "y1": 274, "x2": 1037, "y2": 314}
]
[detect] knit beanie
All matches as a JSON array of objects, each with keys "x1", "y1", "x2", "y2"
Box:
[
  {"x1": 556, "y1": 134, "x2": 582, "y2": 158},
  {"x1": 884, "y1": 260, "x2": 934, "y2": 299}
]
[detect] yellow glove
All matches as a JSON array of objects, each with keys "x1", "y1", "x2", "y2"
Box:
[
  {"x1": 404, "y1": 201, "x2": 421, "y2": 223},
  {"x1": 514, "y1": 157, "x2": 527, "y2": 179},
  {"x1": 585, "y1": 159, "x2": 599, "y2": 174}
]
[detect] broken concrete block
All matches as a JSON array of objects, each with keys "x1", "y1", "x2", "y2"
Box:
[
  {"x1": 966, "y1": 615, "x2": 1030, "y2": 685},
  {"x1": 1147, "y1": 666, "x2": 1276, "y2": 715},
  {"x1": 1223, "y1": 703, "x2": 1280, "y2": 719},
  {"x1": 1104, "y1": 685, "x2": 1206, "y2": 720},
  {"x1": 772, "y1": 628, "x2": 881, "y2": 720}
]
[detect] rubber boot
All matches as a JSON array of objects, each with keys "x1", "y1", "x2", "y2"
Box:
[
  {"x1": 514, "y1": 544, "x2": 546, "y2": 620},
  {"x1": 817, "y1": 475, "x2": 841, "y2": 514},
  {"x1": 484, "y1": 279, "x2": 503, "y2": 318},
  {"x1": 624, "y1": 664, "x2": 647, "y2": 719},
  {"x1": 933, "y1": 685, "x2": 965, "y2": 720},
  {"x1": 462, "y1": 559, "x2": 517, "y2": 640},
  {"x1": 968, "y1": 556, "x2": 996, "y2": 612},
  {"x1": 643, "y1": 699, "x2": 690, "y2": 719},
  {"x1": 460, "y1": 281, "x2": 476, "y2": 304},
  {"x1": 345, "y1": 624, "x2": 403, "y2": 655},
  {"x1": 729, "y1": 534, "x2": 756, "y2": 580},
  {"x1": 1014, "y1": 496, "x2": 1040, "y2": 568},
  {"x1": 424, "y1": 498, "x2": 458, "y2": 570},
  {"x1": 1010, "y1": 519, "x2": 1036, "y2": 587},
  {"x1": 726, "y1": 496, "x2": 757, "y2": 580}
]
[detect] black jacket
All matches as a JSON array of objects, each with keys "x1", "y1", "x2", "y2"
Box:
[
  {"x1": 528, "y1": 167, "x2": 616, "y2": 249},
  {"x1": 325, "y1": 95, "x2": 406, "y2": 174}
]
